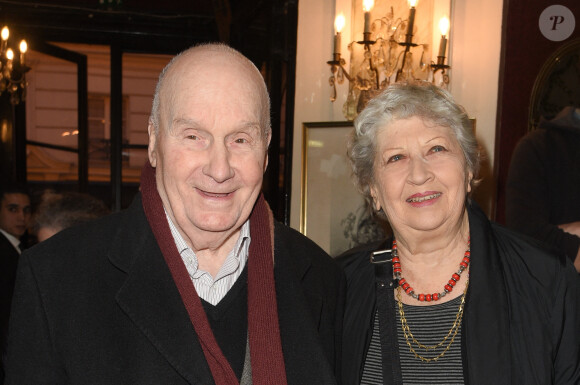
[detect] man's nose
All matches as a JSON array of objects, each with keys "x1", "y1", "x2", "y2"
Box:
[{"x1": 203, "y1": 142, "x2": 234, "y2": 182}]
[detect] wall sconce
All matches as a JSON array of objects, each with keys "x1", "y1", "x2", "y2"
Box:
[
  {"x1": 0, "y1": 26, "x2": 30, "y2": 105},
  {"x1": 328, "y1": 0, "x2": 451, "y2": 120}
]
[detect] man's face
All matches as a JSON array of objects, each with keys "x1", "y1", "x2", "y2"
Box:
[
  {"x1": 0, "y1": 193, "x2": 32, "y2": 238},
  {"x1": 148, "y1": 52, "x2": 269, "y2": 247}
]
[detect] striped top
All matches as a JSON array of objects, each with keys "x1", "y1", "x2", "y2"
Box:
[
  {"x1": 361, "y1": 295, "x2": 464, "y2": 384},
  {"x1": 167, "y1": 212, "x2": 250, "y2": 305}
]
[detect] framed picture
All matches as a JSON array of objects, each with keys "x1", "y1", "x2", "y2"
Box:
[{"x1": 300, "y1": 121, "x2": 386, "y2": 257}]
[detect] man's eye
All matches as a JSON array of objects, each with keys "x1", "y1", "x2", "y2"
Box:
[
  {"x1": 187, "y1": 135, "x2": 199, "y2": 140},
  {"x1": 234, "y1": 138, "x2": 249, "y2": 144}
]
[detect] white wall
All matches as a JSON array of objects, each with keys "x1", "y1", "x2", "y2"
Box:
[{"x1": 291, "y1": 0, "x2": 503, "y2": 230}]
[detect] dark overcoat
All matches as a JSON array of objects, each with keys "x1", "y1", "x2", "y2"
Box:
[
  {"x1": 6, "y1": 195, "x2": 345, "y2": 384},
  {"x1": 339, "y1": 202, "x2": 580, "y2": 385}
]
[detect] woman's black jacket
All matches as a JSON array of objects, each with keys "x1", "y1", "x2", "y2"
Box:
[{"x1": 338, "y1": 202, "x2": 580, "y2": 385}]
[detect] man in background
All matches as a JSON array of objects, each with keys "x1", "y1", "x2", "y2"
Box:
[
  {"x1": 34, "y1": 191, "x2": 109, "y2": 242},
  {"x1": 506, "y1": 106, "x2": 580, "y2": 271},
  {"x1": 0, "y1": 183, "x2": 31, "y2": 382}
]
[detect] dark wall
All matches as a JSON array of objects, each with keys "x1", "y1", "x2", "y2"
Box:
[{"x1": 495, "y1": 0, "x2": 579, "y2": 223}]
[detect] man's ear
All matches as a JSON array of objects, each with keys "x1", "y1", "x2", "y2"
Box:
[
  {"x1": 263, "y1": 130, "x2": 272, "y2": 172},
  {"x1": 147, "y1": 122, "x2": 158, "y2": 167}
]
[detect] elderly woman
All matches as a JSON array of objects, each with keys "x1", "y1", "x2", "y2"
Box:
[{"x1": 338, "y1": 83, "x2": 580, "y2": 385}]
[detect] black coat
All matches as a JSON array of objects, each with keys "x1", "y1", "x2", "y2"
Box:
[
  {"x1": 0, "y1": 232, "x2": 20, "y2": 381},
  {"x1": 5, "y1": 195, "x2": 345, "y2": 384},
  {"x1": 338, "y1": 202, "x2": 580, "y2": 385}
]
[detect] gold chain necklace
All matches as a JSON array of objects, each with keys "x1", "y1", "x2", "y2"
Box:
[
  {"x1": 394, "y1": 237, "x2": 470, "y2": 362},
  {"x1": 396, "y1": 280, "x2": 468, "y2": 362}
]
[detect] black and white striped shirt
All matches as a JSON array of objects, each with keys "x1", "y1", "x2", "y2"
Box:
[{"x1": 361, "y1": 295, "x2": 464, "y2": 384}]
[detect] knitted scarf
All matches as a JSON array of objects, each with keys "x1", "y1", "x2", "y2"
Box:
[{"x1": 140, "y1": 163, "x2": 287, "y2": 385}]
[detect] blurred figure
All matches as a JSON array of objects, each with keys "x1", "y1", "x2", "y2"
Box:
[
  {"x1": 0, "y1": 182, "x2": 31, "y2": 382},
  {"x1": 506, "y1": 106, "x2": 580, "y2": 271},
  {"x1": 34, "y1": 191, "x2": 110, "y2": 242}
]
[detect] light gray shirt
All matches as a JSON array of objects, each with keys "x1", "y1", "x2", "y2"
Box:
[{"x1": 166, "y1": 213, "x2": 250, "y2": 305}]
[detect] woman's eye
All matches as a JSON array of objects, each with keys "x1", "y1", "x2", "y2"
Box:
[
  {"x1": 431, "y1": 145, "x2": 446, "y2": 153},
  {"x1": 388, "y1": 154, "x2": 403, "y2": 163}
]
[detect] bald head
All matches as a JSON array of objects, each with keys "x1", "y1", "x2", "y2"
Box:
[{"x1": 149, "y1": 44, "x2": 271, "y2": 140}]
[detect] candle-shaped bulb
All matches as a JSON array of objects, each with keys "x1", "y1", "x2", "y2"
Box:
[
  {"x1": 6, "y1": 48, "x2": 13, "y2": 61},
  {"x1": 19, "y1": 39, "x2": 27, "y2": 66},
  {"x1": 1, "y1": 27, "x2": 9, "y2": 41},
  {"x1": 363, "y1": 0, "x2": 374, "y2": 34},
  {"x1": 335, "y1": 13, "x2": 345, "y2": 33},
  {"x1": 19, "y1": 40, "x2": 27, "y2": 54},
  {"x1": 439, "y1": 16, "x2": 450, "y2": 37},
  {"x1": 438, "y1": 17, "x2": 450, "y2": 58},
  {"x1": 405, "y1": 0, "x2": 417, "y2": 43},
  {"x1": 334, "y1": 13, "x2": 345, "y2": 55}
]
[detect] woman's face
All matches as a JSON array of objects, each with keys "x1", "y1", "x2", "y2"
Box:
[{"x1": 369, "y1": 116, "x2": 472, "y2": 236}]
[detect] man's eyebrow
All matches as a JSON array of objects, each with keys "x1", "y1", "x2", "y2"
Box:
[{"x1": 172, "y1": 118, "x2": 200, "y2": 127}]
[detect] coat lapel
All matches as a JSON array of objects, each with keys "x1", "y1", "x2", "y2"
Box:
[
  {"x1": 465, "y1": 203, "x2": 511, "y2": 384},
  {"x1": 109, "y1": 197, "x2": 214, "y2": 385},
  {"x1": 273, "y1": 224, "x2": 337, "y2": 385}
]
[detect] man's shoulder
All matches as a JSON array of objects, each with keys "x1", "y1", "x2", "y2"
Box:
[
  {"x1": 25, "y1": 199, "x2": 145, "y2": 264},
  {"x1": 273, "y1": 221, "x2": 341, "y2": 271}
]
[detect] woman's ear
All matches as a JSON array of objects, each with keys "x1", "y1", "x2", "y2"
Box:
[
  {"x1": 369, "y1": 185, "x2": 381, "y2": 211},
  {"x1": 466, "y1": 170, "x2": 474, "y2": 193}
]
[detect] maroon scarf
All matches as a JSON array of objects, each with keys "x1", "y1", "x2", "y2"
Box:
[{"x1": 140, "y1": 163, "x2": 287, "y2": 385}]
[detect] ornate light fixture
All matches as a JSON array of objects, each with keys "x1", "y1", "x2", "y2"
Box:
[
  {"x1": 1, "y1": 26, "x2": 30, "y2": 105},
  {"x1": 328, "y1": 0, "x2": 451, "y2": 120}
]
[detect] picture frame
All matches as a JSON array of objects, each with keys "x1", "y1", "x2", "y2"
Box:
[{"x1": 300, "y1": 121, "x2": 386, "y2": 257}]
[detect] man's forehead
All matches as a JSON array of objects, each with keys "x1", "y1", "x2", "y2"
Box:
[{"x1": 2, "y1": 193, "x2": 30, "y2": 206}]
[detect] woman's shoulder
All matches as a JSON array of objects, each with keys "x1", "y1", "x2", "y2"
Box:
[
  {"x1": 489, "y1": 222, "x2": 576, "y2": 290},
  {"x1": 336, "y1": 239, "x2": 389, "y2": 279}
]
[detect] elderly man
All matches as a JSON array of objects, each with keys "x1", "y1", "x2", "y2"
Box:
[
  {"x1": 5, "y1": 44, "x2": 344, "y2": 384},
  {"x1": 0, "y1": 183, "x2": 31, "y2": 382}
]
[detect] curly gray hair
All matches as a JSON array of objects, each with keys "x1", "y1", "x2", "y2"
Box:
[{"x1": 347, "y1": 82, "x2": 480, "y2": 208}]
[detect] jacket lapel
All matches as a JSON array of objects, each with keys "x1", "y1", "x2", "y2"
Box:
[
  {"x1": 465, "y1": 203, "x2": 511, "y2": 384},
  {"x1": 109, "y1": 196, "x2": 214, "y2": 385},
  {"x1": 273, "y1": 224, "x2": 337, "y2": 384}
]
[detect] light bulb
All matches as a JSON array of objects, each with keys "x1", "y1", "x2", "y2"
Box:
[
  {"x1": 439, "y1": 17, "x2": 450, "y2": 36},
  {"x1": 19, "y1": 40, "x2": 28, "y2": 53},
  {"x1": 335, "y1": 13, "x2": 345, "y2": 33},
  {"x1": 1, "y1": 26, "x2": 9, "y2": 41},
  {"x1": 408, "y1": 0, "x2": 418, "y2": 7},
  {"x1": 6, "y1": 48, "x2": 14, "y2": 60},
  {"x1": 363, "y1": 0, "x2": 374, "y2": 12}
]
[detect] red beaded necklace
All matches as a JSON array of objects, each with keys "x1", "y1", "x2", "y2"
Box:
[{"x1": 392, "y1": 237, "x2": 471, "y2": 302}]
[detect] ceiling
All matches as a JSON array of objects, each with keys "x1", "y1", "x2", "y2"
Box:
[{"x1": 0, "y1": 0, "x2": 277, "y2": 61}]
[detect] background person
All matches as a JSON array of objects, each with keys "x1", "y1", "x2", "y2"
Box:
[
  {"x1": 34, "y1": 190, "x2": 110, "y2": 242},
  {"x1": 0, "y1": 182, "x2": 31, "y2": 383},
  {"x1": 338, "y1": 83, "x2": 579, "y2": 384},
  {"x1": 506, "y1": 106, "x2": 580, "y2": 271},
  {"x1": 6, "y1": 44, "x2": 344, "y2": 384}
]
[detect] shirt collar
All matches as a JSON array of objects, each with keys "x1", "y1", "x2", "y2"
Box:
[
  {"x1": 0, "y1": 228, "x2": 21, "y2": 254},
  {"x1": 165, "y1": 211, "x2": 250, "y2": 278}
]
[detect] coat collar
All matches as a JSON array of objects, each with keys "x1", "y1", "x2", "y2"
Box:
[
  {"x1": 109, "y1": 195, "x2": 214, "y2": 384},
  {"x1": 464, "y1": 201, "x2": 511, "y2": 383},
  {"x1": 107, "y1": 195, "x2": 332, "y2": 384}
]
